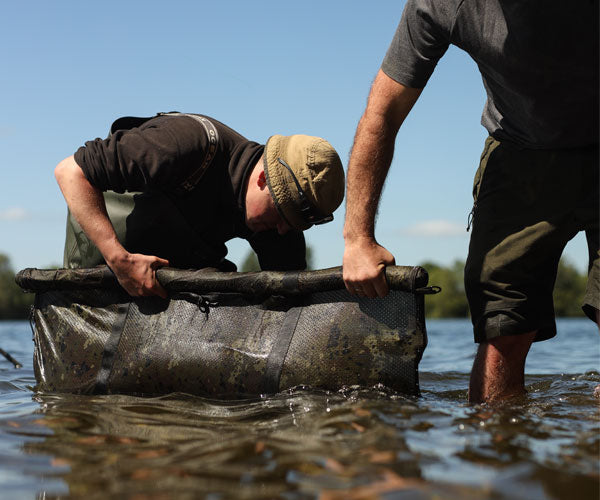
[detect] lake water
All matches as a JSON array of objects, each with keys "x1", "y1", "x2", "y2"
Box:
[{"x1": 0, "y1": 318, "x2": 598, "y2": 499}]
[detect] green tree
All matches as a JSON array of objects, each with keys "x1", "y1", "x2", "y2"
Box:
[
  {"x1": 419, "y1": 256, "x2": 588, "y2": 319},
  {"x1": 239, "y1": 245, "x2": 314, "y2": 272},
  {"x1": 0, "y1": 254, "x2": 34, "y2": 319},
  {"x1": 420, "y1": 260, "x2": 469, "y2": 318},
  {"x1": 553, "y1": 258, "x2": 586, "y2": 317}
]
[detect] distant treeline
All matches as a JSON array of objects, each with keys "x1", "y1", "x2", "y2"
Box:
[
  {"x1": 0, "y1": 252, "x2": 589, "y2": 320},
  {"x1": 421, "y1": 258, "x2": 588, "y2": 318},
  {"x1": 0, "y1": 254, "x2": 34, "y2": 319}
]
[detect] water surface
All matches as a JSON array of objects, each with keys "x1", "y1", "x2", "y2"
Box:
[{"x1": 0, "y1": 319, "x2": 598, "y2": 499}]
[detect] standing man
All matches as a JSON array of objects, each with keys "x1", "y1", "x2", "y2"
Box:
[
  {"x1": 55, "y1": 112, "x2": 344, "y2": 298},
  {"x1": 343, "y1": 1, "x2": 599, "y2": 403}
]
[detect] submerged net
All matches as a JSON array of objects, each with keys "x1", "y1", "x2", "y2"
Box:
[{"x1": 16, "y1": 265, "x2": 432, "y2": 397}]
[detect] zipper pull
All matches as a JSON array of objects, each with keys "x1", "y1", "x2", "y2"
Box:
[{"x1": 467, "y1": 204, "x2": 476, "y2": 232}]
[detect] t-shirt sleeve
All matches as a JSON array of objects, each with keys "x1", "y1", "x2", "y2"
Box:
[
  {"x1": 73, "y1": 115, "x2": 210, "y2": 193},
  {"x1": 381, "y1": 0, "x2": 454, "y2": 88},
  {"x1": 248, "y1": 230, "x2": 307, "y2": 271}
]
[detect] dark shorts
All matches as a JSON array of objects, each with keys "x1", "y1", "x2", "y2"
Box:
[{"x1": 464, "y1": 137, "x2": 599, "y2": 343}]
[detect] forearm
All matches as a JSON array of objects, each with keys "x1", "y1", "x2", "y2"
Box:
[
  {"x1": 55, "y1": 155, "x2": 127, "y2": 265},
  {"x1": 343, "y1": 70, "x2": 422, "y2": 244},
  {"x1": 344, "y1": 109, "x2": 397, "y2": 242},
  {"x1": 56, "y1": 156, "x2": 169, "y2": 298}
]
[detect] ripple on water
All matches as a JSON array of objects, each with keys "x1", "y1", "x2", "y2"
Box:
[{"x1": 0, "y1": 319, "x2": 598, "y2": 498}]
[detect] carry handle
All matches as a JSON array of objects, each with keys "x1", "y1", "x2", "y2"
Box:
[{"x1": 16, "y1": 265, "x2": 435, "y2": 296}]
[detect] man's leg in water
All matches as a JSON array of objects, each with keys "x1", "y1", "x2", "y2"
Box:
[{"x1": 468, "y1": 331, "x2": 536, "y2": 403}]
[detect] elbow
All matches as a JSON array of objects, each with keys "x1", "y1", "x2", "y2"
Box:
[
  {"x1": 364, "y1": 71, "x2": 422, "y2": 131},
  {"x1": 54, "y1": 155, "x2": 81, "y2": 187},
  {"x1": 54, "y1": 157, "x2": 69, "y2": 184},
  {"x1": 360, "y1": 107, "x2": 401, "y2": 144}
]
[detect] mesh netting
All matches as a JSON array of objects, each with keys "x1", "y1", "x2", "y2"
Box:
[
  {"x1": 281, "y1": 290, "x2": 422, "y2": 395},
  {"x1": 22, "y1": 266, "x2": 430, "y2": 397}
]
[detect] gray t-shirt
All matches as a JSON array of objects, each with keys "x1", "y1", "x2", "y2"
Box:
[{"x1": 382, "y1": 0, "x2": 599, "y2": 148}]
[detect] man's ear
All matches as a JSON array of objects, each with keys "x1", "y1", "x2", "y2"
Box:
[{"x1": 257, "y1": 169, "x2": 268, "y2": 189}]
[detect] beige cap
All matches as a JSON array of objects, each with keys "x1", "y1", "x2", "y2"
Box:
[{"x1": 263, "y1": 134, "x2": 345, "y2": 231}]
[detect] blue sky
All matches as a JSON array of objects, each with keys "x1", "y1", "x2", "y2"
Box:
[{"x1": 0, "y1": 0, "x2": 589, "y2": 273}]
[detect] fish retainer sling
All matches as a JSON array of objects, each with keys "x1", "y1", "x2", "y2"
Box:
[{"x1": 16, "y1": 266, "x2": 438, "y2": 397}]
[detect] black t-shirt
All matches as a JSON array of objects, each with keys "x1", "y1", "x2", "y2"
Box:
[
  {"x1": 382, "y1": 0, "x2": 599, "y2": 148},
  {"x1": 73, "y1": 113, "x2": 306, "y2": 271}
]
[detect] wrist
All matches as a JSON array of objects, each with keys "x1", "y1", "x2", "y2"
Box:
[
  {"x1": 343, "y1": 230, "x2": 376, "y2": 245},
  {"x1": 343, "y1": 212, "x2": 376, "y2": 242},
  {"x1": 102, "y1": 243, "x2": 130, "y2": 268}
]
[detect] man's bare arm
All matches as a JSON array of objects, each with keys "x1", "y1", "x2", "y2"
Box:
[
  {"x1": 54, "y1": 155, "x2": 169, "y2": 298},
  {"x1": 343, "y1": 69, "x2": 422, "y2": 298}
]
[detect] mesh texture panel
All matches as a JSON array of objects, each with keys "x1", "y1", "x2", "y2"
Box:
[
  {"x1": 281, "y1": 290, "x2": 420, "y2": 394},
  {"x1": 32, "y1": 285, "x2": 426, "y2": 397}
]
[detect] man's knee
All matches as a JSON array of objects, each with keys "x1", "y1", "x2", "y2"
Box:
[
  {"x1": 486, "y1": 331, "x2": 536, "y2": 348},
  {"x1": 481, "y1": 331, "x2": 536, "y2": 362}
]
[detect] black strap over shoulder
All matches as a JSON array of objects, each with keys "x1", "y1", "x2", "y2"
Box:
[
  {"x1": 108, "y1": 112, "x2": 220, "y2": 194},
  {"x1": 159, "y1": 112, "x2": 220, "y2": 193}
]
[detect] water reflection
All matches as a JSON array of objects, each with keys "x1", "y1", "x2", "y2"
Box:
[
  {"x1": 13, "y1": 374, "x2": 598, "y2": 499},
  {"x1": 1, "y1": 320, "x2": 598, "y2": 499},
  {"x1": 23, "y1": 388, "x2": 426, "y2": 498}
]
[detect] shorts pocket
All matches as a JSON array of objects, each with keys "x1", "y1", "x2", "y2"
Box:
[
  {"x1": 472, "y1": 136, "x2": 501, "y2": 203},
  {"x1": 467, "y1": 137, "x2": 501, "y2": 231}
]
